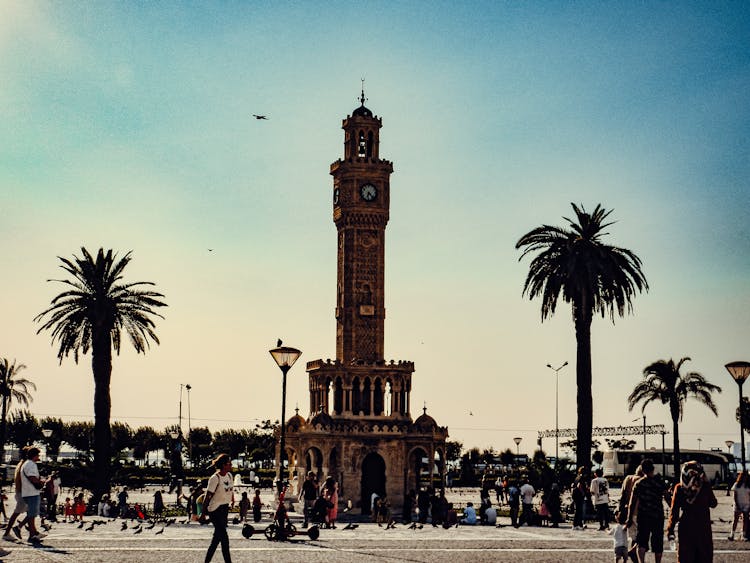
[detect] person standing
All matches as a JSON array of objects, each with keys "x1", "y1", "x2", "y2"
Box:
[
  {"x1": 520, "y1": 480, "x2": 536, "y2": 526},
  {"x1": 324, "y1": 478, "x2": 338, "y2": 529},
  {"x1": 507, "y1": 481, "x2": 520, "y2": 528},
  {"x1": 620, "y1": 465, "x2": 645, "y2": 562},
  {"x1": 252, "y1": 489, "x2": 262, "y2": 523},
  {"x1": 591, "y1": 468, "x2": 611, "y2": 530},
  {"x1": 572, "y1": 479, "x2": 587, "y2": 530},
  {"x1": 200, "y1": 454, "x2": 234, "y2": 563},
  {"x1": 729, "y1": 470, "x2": 749, "y2": 541},
  {"x1": 626, "y1": 459, "x2": 669, "y2": 563},
  {"x1": 666, "y1": 461, "x2": 717, "y2": 563},
  {"x1": 3, "y1": 447, "x2": 29, "y2": 541},
  {"x1": 19, "y1": 447, "x2": 46, "y2": 542},
  {"x1": 301, "y1": 472, "x2": 318, "y2": 528}
]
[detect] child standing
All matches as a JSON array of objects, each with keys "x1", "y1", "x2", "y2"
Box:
[
  {"x1": 239, "y1": 491, "x2": 250, "y2": 522},
  {"x1": 610, "y1": 511, "x2": 628, "y2": 563},
  {"x1": 63, "y1": 497, "x2": 73, "y2": 522}
]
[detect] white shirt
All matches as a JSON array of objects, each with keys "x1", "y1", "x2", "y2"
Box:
[
  {"x1": 20, "y1": 460, "x2": 40, "y2": 498},
  {"x1": 485, "y1": 506, "x2": 497, "y2": 525},
  {"x1": 611, "y1": 523, "x2": 628, "y2": 548},
  {"x1": 206, "y1": 471, "x2": 233, "y2": 512},
  {"x1": 520, "y1": 483, "x2": 535, "y2": 504},
  {"x1": 590, "y1": 477, "x2": 610, "y2": 505}
]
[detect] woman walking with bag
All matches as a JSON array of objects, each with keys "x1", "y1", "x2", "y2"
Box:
[{"x1": 200, "y1": 454, "x2": 234, "y2": 563}]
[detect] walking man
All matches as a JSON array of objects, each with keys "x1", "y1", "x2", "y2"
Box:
[
  {"x1": 590, "y1": 468, "x2": 611, "y2": 530},
  {"x1": 301, "y1": 471, "x2": 318, "y2": 528},
  {"x1": 20, "y1": 447, "x2": 46, "y2": 542},
  {"x1": 626, "y1": 459, "x2": 669, "y2": 563},
  {"x1": 200, "y1": 453, "x2": 234, "y2": 563}
]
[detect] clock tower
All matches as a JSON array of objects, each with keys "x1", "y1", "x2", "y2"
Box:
[
  {"x1": 282, "y1": 93, "x2": 447, "y2": 516},
  {"x1": 331, "y1": 90, "x2": 392, "y2": 363}
]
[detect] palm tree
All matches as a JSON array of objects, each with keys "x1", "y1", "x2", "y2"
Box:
[
  {"x1": 35, "y1": 247, "x2": 166, "y2": 500},
  {"x1": 628, "y1": 357, "x2": 721, "y2": 478},
  {"x1": 516, "y1": 203, "x2": 648, "y2": 470},
  {"x1": 0, "y1": 358, "x2": 36, "y2": 464}
]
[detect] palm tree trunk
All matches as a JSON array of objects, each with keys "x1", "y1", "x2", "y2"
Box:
[
  {"x1": 0, "y1": 394, "x2": 7, "y2": 468},
  {"x1": 670, "y1": 400, "x2": 680, "y2": 481},
  {"x1": 92, "y1": 332, "x2": 113, "y2": 503},
  {"x1": 574, "y1": 301, "x2": 593, "y2": 473}
]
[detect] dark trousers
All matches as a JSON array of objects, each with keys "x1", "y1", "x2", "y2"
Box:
[
  {"x1": 521, "y1": 503, "x2": 534, "y2": 525},
  {"x1": 509, "y1": 504, "x2": 519, "y2": 527},
  {"x1": 595, "y1": 503, "x2": 610, "y2": 529},
  {"x1": 573, "y1": 500, "x2": 584, "y2": 528},
  {"x1": 205, "y1": 504, "x2": 231, "y2": 563}
]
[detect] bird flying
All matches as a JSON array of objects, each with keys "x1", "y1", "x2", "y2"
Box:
[{"x1": 253, "y1": 114, "x2": 268, "y2": 120}]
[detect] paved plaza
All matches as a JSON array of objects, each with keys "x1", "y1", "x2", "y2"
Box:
[{"x1": 0, "y1": 487, "x2": 748, "y2": 562}]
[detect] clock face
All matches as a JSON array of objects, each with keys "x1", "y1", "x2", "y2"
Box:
[
  {"x1": 360, "y1": 183, "x2": 377, "y2": 202},
  {"x1": 333, "y1": 188, "x2": 340, "y2": 205}
]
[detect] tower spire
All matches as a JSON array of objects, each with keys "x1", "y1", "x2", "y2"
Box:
[{"x1": 359, "y1": 78, "x2": 367, "y2": 106}]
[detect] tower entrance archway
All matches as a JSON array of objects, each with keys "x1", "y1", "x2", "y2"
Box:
[{"x1": 360, "y1": 452, "x2": 386, "y2": 515}]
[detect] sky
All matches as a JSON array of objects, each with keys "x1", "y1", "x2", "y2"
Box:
[{"x1": 1, "y1": 1, "x2": 749, "y2": 458}]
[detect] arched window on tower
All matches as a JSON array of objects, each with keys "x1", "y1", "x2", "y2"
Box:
[
  {"x1": 352, "y1": 377, "x2": 361, "y2": 415},
  {"x1": 358, "y1": 131, "x2": 367, "y2": 158},
  {"x1": 373, "y1": 378, "x2": 384, "y2": 415},
  {"x1": 362, "y1": 377, "x2": 372, "y2": 415},
  {"x1": 334, "y1": 377, "x2": 343, "y2": 415},
  {"x1": 384, "y1": 381, "x2": 392, "y2": 416},
  {"x1": 367, "y1": 131, "x2": 374, "y2": 158},
  {"x1": 326, "y1": 378, "x2": 334, "y2": 414}
]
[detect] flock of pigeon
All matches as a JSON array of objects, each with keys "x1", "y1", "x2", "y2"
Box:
[{"x1": 61, "y1": 516, "x2": 189, "y2": 536}]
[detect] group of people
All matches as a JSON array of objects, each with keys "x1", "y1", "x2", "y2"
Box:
[
  {"x1": 300, "y1": 471, "x2": 339, "y2": 529},
  {"x1": 0, "y1": 446, "x2": 49, "y2": 556},
  {"x1": 615, "y1": 458, "x2": 718, "y2": 563}
]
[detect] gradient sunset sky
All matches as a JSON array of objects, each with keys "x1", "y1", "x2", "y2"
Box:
[{"x1": 1, "y1": 1, "x2": 749, "y2": 456}]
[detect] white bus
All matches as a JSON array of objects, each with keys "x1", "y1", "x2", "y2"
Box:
[{"x1": 602, "y1": 449, "x2": 733, "y2": 483}]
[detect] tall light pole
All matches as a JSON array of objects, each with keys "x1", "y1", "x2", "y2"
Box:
[
  {"x1": 725, "y1": 439, "x2": 735, "y2": 495},
  {"x1": 633, "y1": 416, "x2": 646, "y2": 449},
  {"x1": 513, "y1": 437, "x2": 522, "y2": 455},
  {"x1": 185, "y1": 384, "x2": 192, "y2": 465},
  {"x1": 725, "y1": 361, "x2": 750, "y2": 471},
  {"x1": 270, "y1": 342, "x2": 302, "y2": 494},
  {"x1": 546, "y1": 361, "x2": 568, "y2": 462},
  {"x1": 697, "y1": 437, "x2": 702, "y2": 451},
  {"x1": 42, "y1": 428, "x2": 53, "y2": 462}
]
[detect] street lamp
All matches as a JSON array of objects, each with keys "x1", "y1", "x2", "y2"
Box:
[
  {"x1": 725, "y1": 361, "x2": 750, "y2": 471},
  {"x1": 726, "y1": 439, "x2": 735, "y2": 454},
  {"x1": 270, "y1": 343, "x2": 302, "y2": 493},
  {"x1": 42, "y1": 428, "x2": 53, "y2": 462},
  {"x1": 546, "y1": 361, "x2": 568, "y2": 462},
  {"x1": 632, "y1": 416, "x2": 647, "y2": 449},
  {"x1": 513, "y1": 437, "x2": 522, "y2": 455},
  {"x1": 725, "y1": 440, "x2": 735, "y2": 496},
  {"x1": 184, "y1": 384, "x2": 192, "y2": 465}
]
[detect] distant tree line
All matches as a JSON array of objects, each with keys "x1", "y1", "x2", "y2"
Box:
[{"x1": 5, "y1": 410, "x2": 278, "y2": 471}]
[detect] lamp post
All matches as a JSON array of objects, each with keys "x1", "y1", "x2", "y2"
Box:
[
  {"x1": 725, "y1": 361, "x2": 750, "y2": 471},
  {"x1": 546, "y1": 361, "x2": 568, "y2": 462},
  {"x1": 726, "y1": 439, "x2": 735, "y2": 455},
  {"x1": 633, "y1": 416, "x2": 647, "y2": 449},
  {"x1": 513, "y1": 437, "x2": 522, "y2": 455},
  {"x1": 725, "y1": 439, "x2": 735, "y2": 495},
  {"x1": 661, "y1": 430, "x2": 666, "y2": 477},
  {"x1": 42, "y1": 428, "x2": 53, "y2": 462},
  {"x1": 270, "y1": 343, "x2": 302, "y2": 494},
  {"x1": 185, "y1": 384, "x2": 192, "y2": 465},
  {"x1": 697, "y1": 437, "x2": 702, "y2": 451}
]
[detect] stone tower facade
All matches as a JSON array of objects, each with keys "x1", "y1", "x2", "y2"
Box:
[{"x1": 282, "y1": 94, "x2": 448, "y2": 515}]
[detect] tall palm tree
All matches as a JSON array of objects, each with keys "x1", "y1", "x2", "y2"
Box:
[
  {"x1": 516, "y1": 203, "x2": 648, "y2": 470},
  {"x1": 35, "y1": 247, "x2": 166, "y2": 500},
  {"x1": 628, "y1": 357, "x2": 721, "y2": 478},
  {"x1": 0, "y1": 358, "x2": 36, "y2": 464}
]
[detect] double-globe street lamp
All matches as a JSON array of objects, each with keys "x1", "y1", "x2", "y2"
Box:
[
  {"x1": 513, "y1": 437, "x2": 522, "y2": 455},
  {"x1": 546, "y1": 361, "x2": 568, "y2": 463},
  {"x1": 270, "y1": 343, "x2": 302, "y2": 494},
  {"x1": 725, "y1": 361, "x2": 750, "y2": 471}
]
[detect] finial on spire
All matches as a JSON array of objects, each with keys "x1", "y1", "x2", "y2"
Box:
[
  {"x1": 359, "y1": 78, "x2": 367, "y2": 106},
  {"x1": 423, "y1": 402, "x2": 427, "y2": 415}
]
